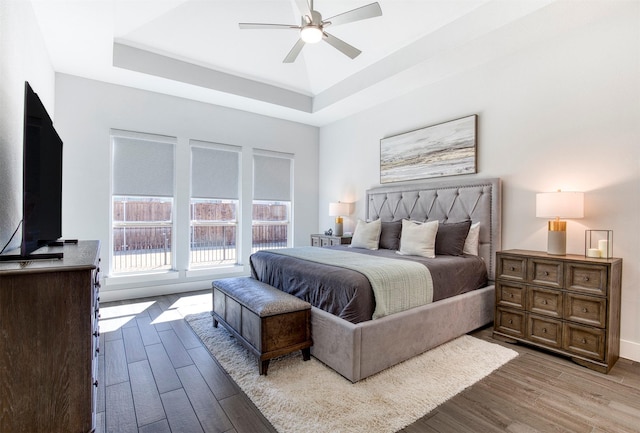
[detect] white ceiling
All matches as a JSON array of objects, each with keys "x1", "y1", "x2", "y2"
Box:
[{"x1": 30, "y1": 0, "x2": 561, "y2": 126}]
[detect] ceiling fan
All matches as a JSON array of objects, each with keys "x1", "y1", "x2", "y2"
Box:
[{"x1": 239, "y1": 0, "x2": 382, "y2": 63}]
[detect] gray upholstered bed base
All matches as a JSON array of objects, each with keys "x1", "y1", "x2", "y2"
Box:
[{"x1": 309, "y1": 177, "x2": 501, "y2": 382}]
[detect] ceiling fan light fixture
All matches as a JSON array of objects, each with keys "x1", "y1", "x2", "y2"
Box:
[{"x1": 300, "y1": 25, "x2": 323, "y2": 43}]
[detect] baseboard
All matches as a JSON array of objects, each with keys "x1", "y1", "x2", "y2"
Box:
[{"x1": 620, "y1": 338, "x2": 640, "y2": 362}]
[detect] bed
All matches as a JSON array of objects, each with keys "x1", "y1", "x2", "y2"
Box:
[{"x1": 250, "y1": 177, "x2": 501, "y2": 382}]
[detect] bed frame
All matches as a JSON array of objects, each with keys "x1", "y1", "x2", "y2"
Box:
[{"x1": 309, "y1": 177, "x2": 501, "y2": 382}]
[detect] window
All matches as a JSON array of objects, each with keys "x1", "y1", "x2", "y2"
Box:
[
  {"x1": 252, "y1": 151, "x2": 293, "y2": 251},
  {"x1": 111, "y1": 130, "x2": 175, "y2": 274},
  {"x1": 190, "y1": 142, "x2": 241, "y2": 268}
]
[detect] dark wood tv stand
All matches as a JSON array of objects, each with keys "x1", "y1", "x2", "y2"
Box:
[{"x1": 0, "y1": 241, "x2": 100, "y2": 432}]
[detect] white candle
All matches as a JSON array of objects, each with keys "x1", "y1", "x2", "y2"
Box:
[
  {"x1": 598, "y1": 239, "x2": 609, "y2": 258},
  {"x1": 587, "y1": 248, "x2": 601, "y2": 258}
]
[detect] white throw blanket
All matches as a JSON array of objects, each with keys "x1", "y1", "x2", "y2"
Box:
[{"x1": 264, "y1": 247, "x2": 434, "y2": 319}]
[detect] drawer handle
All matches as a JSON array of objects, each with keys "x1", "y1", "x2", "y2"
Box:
[
  {"x1": 509, "y1": 293, "x2": 514, "y2": 298},
  {"x1": 510, "y1": 266, "x2": 516, "y2": 271},
  {"x1": 508, "y1": 319, "x2": 513, "y2": 324},
  {"x1": 543, "y1": 271, "x2": 549, "y2": 276},
  {"x1": 542, "y1": 328, "x2": 547, "y2": 333},
  {"x1": 542, "y1": 299, "x2": 548, "y2": 305},
  {"x1": 584, "y1": 276, "x2": 590, "y2": 282},
  {"x1": 94, "y1": 380, "x2": 99, "y2": 388},
  {"x1": 582, "y1": 307, "x2": 588, "y2": 313},
  {"x1": 581, "y1": 338, "x2": 587, "y2": 344}
]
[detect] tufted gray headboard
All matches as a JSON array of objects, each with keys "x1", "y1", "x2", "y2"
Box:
[{"x1": 366, "y1": 177, "x2": 502, "y2": 281}]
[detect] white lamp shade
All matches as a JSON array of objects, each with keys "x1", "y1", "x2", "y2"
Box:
[
  {"x1": 329, "y1": 202, "x2": 350, "y2": 217},
  {"x1": 536, "y1": 192, "x2": 584, "y2": 219}
]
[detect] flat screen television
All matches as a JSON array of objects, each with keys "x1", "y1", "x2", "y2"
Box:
[{"x1": 20, "y1": 82, "x2": 63, "y2": 257}]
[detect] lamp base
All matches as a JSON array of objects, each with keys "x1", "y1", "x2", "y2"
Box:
[
  {"x1": 547, "y1": 230, "x2": 566, "y2": 255},
  {"x1": 334, "y1": 217, "x2": 343, "y2": 237}
]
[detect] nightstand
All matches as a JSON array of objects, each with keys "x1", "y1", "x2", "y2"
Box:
[
  {"x1": 493, "y1": 249, "x2": 622, "y2": 373},
  {"x1": 310, "y1": 234, "x2": 352, "y2": 247}
]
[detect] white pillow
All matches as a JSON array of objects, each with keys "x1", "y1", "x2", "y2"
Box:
[
  {"x1": 397, "y1": 219, "x2": 438, "y2": 258},
  {"x1": 463, "y1": 222, "x2": 480, "y2": 255},
  {"x1": 349, "y1": 219, "x2": 382, "y2": 250}
]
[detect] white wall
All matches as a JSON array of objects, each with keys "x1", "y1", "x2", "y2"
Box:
[
  {"x1": 55, "y1": 74, "x2": 319, "y2": 301},
  {"x1": 318, "y1": 2, "x2": 640, "y2": 361},
  {"x1": 0, "y1": 0, "x2": 55, "y2": 252}
]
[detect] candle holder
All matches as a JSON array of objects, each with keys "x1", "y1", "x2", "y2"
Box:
[{"x1": 585, "y1": 230, "x2": 613, "y2": 259}]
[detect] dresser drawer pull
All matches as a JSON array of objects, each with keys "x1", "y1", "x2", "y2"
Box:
[
  {"x1": 542, "y1": 299, "x2": 548, "y2": 305},
  {"x1": 510, "y1": 266, "x2": 516, "y2": 271},
  {"x1": 94, "y1": 380, "x2": 99, "y2": 388},
  {"x1": 582, "y1": 307, "x2": 588, "y2": 313},
  {"x1": 542, "y1": 328, "x2": 547, "y2": 333},
  {"x1": 508, "y1": 293, "x2": 514, "y2": 298},
  {"x1": 584, "y1": 276, "x2": 590, "y2": 282},
  {"x1": 543, "y1": 271, "x2": 549, "y2": 276},
  {"x1": 581, "y1": 338, "x2": 587, "y2": 344},
  {"x1": 93, "y1": 331, "x2": 100, "y2": 337},
  {"x1": 508, "y1": 319, "x2": 513, "y2": 324}
]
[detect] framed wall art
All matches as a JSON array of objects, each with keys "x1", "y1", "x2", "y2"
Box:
[{"x1": 380, "y1": 114, "x2": 477, "y2": 184}]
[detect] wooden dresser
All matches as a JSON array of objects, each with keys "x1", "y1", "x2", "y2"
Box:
[
  {"x1": 493, "y1": 249, "x2": 622, "y2": 373},
  {"x1": 310, "y1": 234, "x2": 352, "y2": 247},
  {"x1": 0, "y1": 241, "x2": 101, "y2": 432}
]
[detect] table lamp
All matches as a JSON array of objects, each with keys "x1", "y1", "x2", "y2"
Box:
[
  {"x1": 329, "y1": 202, "x2": 350, "y2": 237},
  {"x1": 536, "y1": 191, "x2": 584, "y2": 255}
]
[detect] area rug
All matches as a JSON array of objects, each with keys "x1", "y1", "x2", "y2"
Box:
[{"x1": 185, "y1": 311, "x2": 518, "y2": 433}]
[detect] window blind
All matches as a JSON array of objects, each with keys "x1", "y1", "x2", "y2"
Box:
[
  {"x1": 191, "y1": 142, "x2": 240, "y2": 200},
  {"x1": 253, "y1": 152, "x2": 292, "y2": 201},
  {"x1": 112, "y1": 130, "x2": 175, "y2": 197}
]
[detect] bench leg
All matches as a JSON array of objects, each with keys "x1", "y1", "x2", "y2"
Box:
[
  {"x1": 302, "y1": 347, "x2": 310, "y2": 361},
  {"x1": 213, "y1": 318, "x2": 219, "y2": 328},
  {"x1": 260, "y1": 359, "x2": 270, "y2": 376}
]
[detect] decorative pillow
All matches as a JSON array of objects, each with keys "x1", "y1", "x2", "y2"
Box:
[
  {"x1": 349, "y1": 219, "x2": 382, "y2": 250},
  {"x1": 379, "y1": 221, "x2": 402, "y2": 250},
  {"x1": 397, "y1": 219, "x2": 438, "y2": 258},
  {"x1": 435, "y1": 220, "x2": 472, "y2": 256},
  {"x1": 463, "y1": 222, "x2": 481, "y2": 256}
]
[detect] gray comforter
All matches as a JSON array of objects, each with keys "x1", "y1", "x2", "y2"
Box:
[{"x1": 249, "y1": 246, "x2": 488, "y2": 323}]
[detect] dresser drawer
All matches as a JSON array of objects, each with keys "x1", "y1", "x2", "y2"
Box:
[
  {"x1": 564, "y1": 293, "x2": 606, "y2": 328},
  {"x1": 497, "y1": 255, "x2": 527, "y2": 281},
  {"x1": 528, "y1": 286, "x2": 562, "y2": 318},
  {"x1": 529, "y1": 258, "x2": 563, "y2": 288},
  {"x1": 563, "y1": 323, "x2": 605, "y2": 361},
  {"x1": 566, "y1": 263, "x2": 607, "y2": 296},
  {"x1": 495, "y1": 308, "x2": 526, "y2": 338},
  {"x1": 311, "y1": 236, "x2": 321, "y2": 247},
  {"x1": 496, "y1": 282, "x2": 526, "y2": 310},
  {"x1": 528, "y1": 314, "x2": 562, "y2": 349}
]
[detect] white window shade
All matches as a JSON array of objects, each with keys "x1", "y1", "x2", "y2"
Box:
[
  {"x1": 191, "y1": 144, "x2": 240, "y2": 199},
  {"x1": 253, "y1": 153, "x2": 292, "y2": 201},
  {"x1": 112, "y1": 131, "x2": 175, "y2": 197}
]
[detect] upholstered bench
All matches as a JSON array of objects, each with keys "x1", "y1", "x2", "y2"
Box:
[{"x1": 211, "y1": 277, "x2": 312, "y2": 375}]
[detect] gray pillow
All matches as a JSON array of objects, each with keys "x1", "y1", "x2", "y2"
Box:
[
  {"x1": 435, "y1": 220, "x2": 472, "y2": 256},
  {"x1": 379, "y1": 221, "x2": 402, "y2": 250}
]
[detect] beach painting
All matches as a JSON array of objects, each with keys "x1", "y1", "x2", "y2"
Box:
[{"x1": 380, "y1": 115, "x2": 477, "y2": 183}]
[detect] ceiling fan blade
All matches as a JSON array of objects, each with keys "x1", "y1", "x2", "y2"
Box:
[
  {"x1": 323, "y1": 32, "x2": 361, "y2": 59},
  {"x1": 239, "y1": 23, "x2": 300, "y2": 30},
  {"x1": 294, "y1": 0, "x2": 311, "y2": 17},
  {"x1": 283, "y1": 39, "x2": 306, "y2": 63},
  {"x1": 324, "y1": 2, "x2": 382, "y2": 27}
]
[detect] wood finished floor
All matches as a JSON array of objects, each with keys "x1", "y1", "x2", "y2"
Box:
[{"x1": 98, "y1": 290, "x2": 640, "y2": 433}]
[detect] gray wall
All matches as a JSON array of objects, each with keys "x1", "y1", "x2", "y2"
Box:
[
  {"x1": 54, "y1": 74, "x2": 319, "y2": 300},
  {"x1": 317, "y1": 2, "x2": 640, "y2": 361}
]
